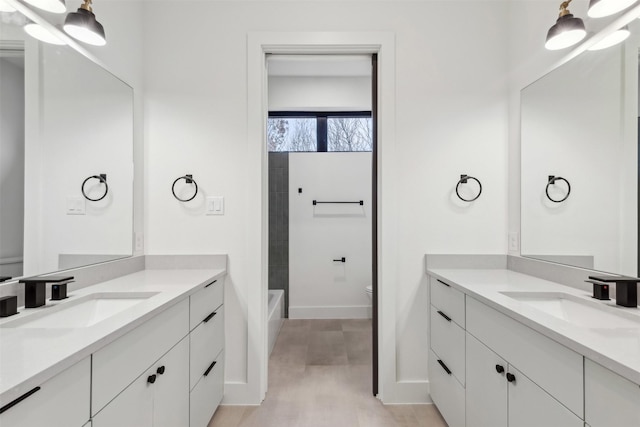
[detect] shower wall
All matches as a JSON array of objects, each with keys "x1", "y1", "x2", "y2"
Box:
[{"x1": 268, "y1": 152, "x2": 289, "y2": 317}]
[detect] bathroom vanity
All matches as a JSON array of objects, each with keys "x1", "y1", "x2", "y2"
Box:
[
  {"x1": 426, "y1": 262, "x2": 640, "y2": 427},
  {"x1": 0, "y1": 263, "x2": 225, "y2": 427}
]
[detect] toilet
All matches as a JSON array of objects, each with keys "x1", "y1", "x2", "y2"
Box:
[{"x1": 365, "y1": 285, "x2": 373, "y2": 301}]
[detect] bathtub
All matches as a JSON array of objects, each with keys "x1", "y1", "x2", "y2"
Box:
[{"x1": 268, "y1": 289, "x2": 285, "y2": 356}]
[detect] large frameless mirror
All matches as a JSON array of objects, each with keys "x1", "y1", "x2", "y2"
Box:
[{"x1": 520, "y1": 18, "x2": 639, "y2": 277}]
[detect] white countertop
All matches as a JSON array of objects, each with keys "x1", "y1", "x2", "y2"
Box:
[
  {"x1": 427, "y1": 268, "x2": 640, "y2": 385},
  {"x1": 0, "y1": 268, "x2": 224, "y2": 407}
]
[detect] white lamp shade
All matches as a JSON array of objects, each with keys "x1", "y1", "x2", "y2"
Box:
[
  {"x1": 23, "y1": 0, "x2": 66, "y2": 14},
  {"x1": 588, "y1": 27, "x2": 631, "y2": 50},
  {"x1": 545, "y1": 13, "x2": 587, "y2": 50},
  {"x1": 588, "y1": 0, "x2": 638, "y2": 17},
  {"x1": 24, "y1": 23, "x2": 66, "y2": 45},
  {"x1": 0, "y1": 0, "x2": 17, "y2": 12}
]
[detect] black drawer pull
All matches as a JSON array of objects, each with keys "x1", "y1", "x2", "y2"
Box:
[
  {"x1": 204, "y1": 360, "x2": 217, "y2": 377},
  {"x1": 437, "y1": 310, "x2": 451, "y2": 322},
  {"x1": 0, "y1": 387, "x2": 41, "y2": 414},
  {"x1": 495, "y1": 364, "x2": 505, "y2": 374},
  {"x1": 147, "y1": 374, "x2": 157, "y2": 384},
  {"x1": 437, "y1": 359, "x2": 452, "y2": 375},
  {"x1": 436, "y1": 279, "x2": 450, "y2": 287},
  {"x1": 156, "y1": 366, "x2": 165, "y2": 375},
  {"x1": 205, "y1": 279, "x2": 218, "y2": 288},
  {"x1": 203, "y1": 311, "x2": 217, "y2": 323},
  {"x1": 506, "y1": 372, "x2": 516, "y2": 383}
]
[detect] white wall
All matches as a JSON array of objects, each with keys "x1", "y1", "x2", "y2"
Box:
[
  {"x1": 143, "y1": 0, "x2": 509, "y2": 404},
  {"x1": 289, "y1": 152, "x2": 372, "y2": 319},
  {"x1": 268, "y1": 76, "x2": 371, "y2": 111},
  {"x1": 0, "y1": 57, "x2": 24, "y2": 277}
]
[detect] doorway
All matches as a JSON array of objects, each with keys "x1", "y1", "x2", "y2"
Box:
[{"x1": 265, "y1": 54, "x2": 379, "y2": 396}]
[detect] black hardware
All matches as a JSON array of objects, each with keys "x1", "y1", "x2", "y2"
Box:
[
  {"x1": 0, "y1": 295, "x2": 18, "y2": 318},
  {"x1": 437, "y1": 310, "x2": 451, "y2": 322},
  {"x1": 298, "y1": 188, "x2": 302, "y2": 193},
  {"x1": 81, "y1": 174, "x2": 108, "y2": 202},
  {"x1": 203, "y1": 311, "x2": 217, "y2": 323},
  {"x1": 585, "y1": 280, "x2": 610, "y2": 300},
  {"x1": 0, "y1": 386, "x2": 41, "y2": 414},
  {"x1": 204, "y1": 360, "x2": 217, "y2": 377},
  {"x1": 437, "y1": 359, "x2": 452, "y2": 375},
  {"x1": 147, "y1": 374, "x2": 157, "y2": 384},
  {"x1": 20, "y1": 275, "x2": 74, "y2": 308},
  {"x1": 333, "y1": 257, "x2": 346, "y2": 263},
  {"x1": 313, "y1": 200, "x2": 364, "y2": 206},
  {"x1": 51, "y1": 283, "x2": 68, "y2": 301},
  {"x1": 506, "y1": 372, "x2": 516, "y2": 383},
  {"x1": 456, "y1": 174, "x2": 482, "y2": 202},
  {"x1": 156, "y1": 366, "x2": 165, "y2": 375},
  {"x1": 589, "y1": 275, "x2": 639, "y2": 308},
  {"x1": 436, "y1": 279, "x2": 450, "y2": 287},
  {"x1": 172, "y1": 174, "x2": 198, "y2": 202},
  {"x1": 546, "y1": 176, "x2": 571, "y2": 203},
  {"x1": 495, "y1": 365, "x2": 505, "y2": 374},
  {"x1": 205, "y1": 279, "x2": 217, "y2": 288},
  {"x1": 0, "y1": 276, "x2": 12, "y2": 283}
]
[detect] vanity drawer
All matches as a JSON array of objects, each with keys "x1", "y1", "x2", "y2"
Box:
[
  {"x1": 430, "y1": 276, "x2": 465, "y2": 327},
  {"x1": 0, "y1": 357, "x2": 90, "y2": 427},
  {"x1": 92, "y1": 298, "x2": 189, "y2": 415},
  {"x1": 430, "y1": 305, "x2": 465, "y2": 386},
  {"x1": 585, "y1": 359, "x2": 640, "y2": 427},
  {"x1": 190, "y1": 305, "x2": 224, "y2": 390},
  {"x1": 466, "y1": 296, "x2": 583, "y2": 418},
  {"x1": 190, "y1": 351, "x2": 224, "y2": 427},
  {"x1": 428, "y1": 349, "x2": 465, "y2": 427},
  {"x1": 190, "y1": 276, "x2": 224, "y2": 331}
]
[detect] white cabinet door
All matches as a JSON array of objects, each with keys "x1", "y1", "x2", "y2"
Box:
[
  {"x1": 466, "y1": 333, "x2": 507, "y2": 427},
  {"x1": 92, "y1": 365, "x2": 154, "y2": 427},
  {"x1": 508, "y1": 365, "x2": 583, "y2": 427},
  {"x1": 0, "y1": 357, "x2": 90, "y2": 427},
  {"x1": 154, "y1": 337, "x2": 189, "y2": 427}
]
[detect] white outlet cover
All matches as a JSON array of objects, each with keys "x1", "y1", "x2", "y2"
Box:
[{"x1": 66, "y1": 196, "x2": 85, "y2": 215}]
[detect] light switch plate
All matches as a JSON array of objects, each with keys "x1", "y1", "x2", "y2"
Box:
[
  {"x1": 206, "y1": 196, "x2": 224, "y2": 215},
  {"x1": 66, "y1": 196, "x2": 85, "y2": 215},
  {"x1": 508, "y1": 232, "x2": 519, "y2": 252}
]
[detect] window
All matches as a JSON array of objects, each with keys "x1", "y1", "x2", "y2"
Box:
[{"x1": 268, "y1": 112, "x2": 372, "y2": 152}]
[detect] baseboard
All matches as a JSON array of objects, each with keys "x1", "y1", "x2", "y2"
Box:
[{"x1": 289, "y1": 305, "x2": 372, "y2": 319}]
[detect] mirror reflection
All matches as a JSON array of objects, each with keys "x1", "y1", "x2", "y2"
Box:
[
  {"x1": 0, "y1": 11, "x2": 133, "y2": 280},
  {"x1": 521, "y1": 20, "x2": 639, "y2": 276}
]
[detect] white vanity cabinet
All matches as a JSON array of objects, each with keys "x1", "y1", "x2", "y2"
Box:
[
  {"x1": 585, "y1": 359, "x2": 640, "y2": 427},
  {"x1": 466, "y1": 332, "x2": 582, "y2": 427},
  {"x1": 189, "y1": 277, "x2": 225, "y2": 427},
  {"x1": 0, "y1": 357, "x2": 91, "y2": 427},
  {"x1": 92, "y1": 337, "x2": 189, "y2": 427}
]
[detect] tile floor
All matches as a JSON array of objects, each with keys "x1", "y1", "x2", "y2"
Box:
[{"x1": 208, "y1": 319, "x2": 447, "y2": 427}]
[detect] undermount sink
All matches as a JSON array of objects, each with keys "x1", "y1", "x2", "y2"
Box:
[
  {"x1": 499, "y1": 291, "x2": 640, "y2": 329},
  {"x1": 1, "y1": 292, "x2": 158, "y2": 329}
]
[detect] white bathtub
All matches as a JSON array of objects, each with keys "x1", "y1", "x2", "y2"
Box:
[{"x1": 268, "y1": 289, "x2": 285, "y2": 356}]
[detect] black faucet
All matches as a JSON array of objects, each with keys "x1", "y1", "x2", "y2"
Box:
[
  {"x1": 588, "y1": 275, "x2": 639, "y2": 308},
  {"x1": 18, "y1": 276, "x2": 74, "y2": 308}
]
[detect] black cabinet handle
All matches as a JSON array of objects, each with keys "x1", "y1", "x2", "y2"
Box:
[
  {"x1": 437, "y1": 359, "x2": 452, "y2": 375},
  {"x1": 436, "y1": 279, "x2": 450, "y2": 287},
  {"x1": 0, "y1": 387, "x2": 41, "y2": 414},
  {"x1": 506, "y1": 372, "x2": 516, "y2": 383},
  {"x1": 203, "y1": 311, "x2": 217, "y2": 323},
  {"x1": 437, "y1": 310, "x2": 451, "y2": 322},
  {"x1": 205, "y1": 279, "x2": 217, "y2": 288},
  {"x1": 156, "y1": 366, "x2": 165, "y2": 375},
  {"x1": 495, "y1": 364, "x2": 505, "y2": 374},
  {"x1": 204, "y1": 360, "x2": 217, "y2": 377},
  {"x1": 147, "y1": 374, "x2": 157, "y2": 384}
]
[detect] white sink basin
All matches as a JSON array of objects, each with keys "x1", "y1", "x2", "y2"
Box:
[
  {"x1": 500, "y1": 291, "x2": 640, "y2": 329},
  {"x1": 2, "y1": 292, "x2": 158, "y2": 329}
]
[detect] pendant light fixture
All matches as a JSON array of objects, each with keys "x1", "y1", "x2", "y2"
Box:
[
  {"x1": 22, "y1": 0, "x2": 66, "y2": 14},
  {"x1": 24, "y1": 22, "x2": 66, "y2": 45},
  {"x1": 588, "y1": 25, "x2": 631, "y2": 50},
  {"x1": 588, "y1": 0, "x2": 638, "y2": 18},
  {"x1": 0, "y1": 0, "x2": 17, "y2": 12},
  {"x1": 545, "y1": 0, "x2": 586, "y2": 50},
  {"x1": 63, "y1": 0, "x2": 105, "y2": 46}
]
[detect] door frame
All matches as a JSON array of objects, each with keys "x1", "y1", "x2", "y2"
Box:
[{"x1": 247, "y1": 31, "x2": 397, "y2": 403}]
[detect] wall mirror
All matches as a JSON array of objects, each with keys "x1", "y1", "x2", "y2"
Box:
[
  {"x1": 521, "y1": 18, "x2": 639, "y2": 277},
  {"x1": 0, "y1": 9, "x2": 133, "y2": 281}
]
